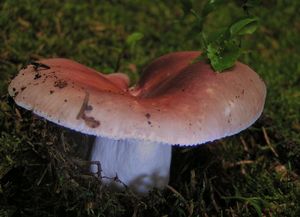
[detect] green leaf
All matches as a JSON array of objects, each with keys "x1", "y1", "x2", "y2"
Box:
[
  {"x1": 206, "y1": 40, "x2": 241, "y2": 72},
  {"x1": 125, "y1": 32, "x2": 144, "y2": 46},
  {"x1": 189, "y1": 0, "x2": 260, "y2": 72},
  {"x1": 230, "y1": 17, "x2": 259, "y2": 36}
]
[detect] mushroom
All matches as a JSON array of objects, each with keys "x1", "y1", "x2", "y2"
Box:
[{"x1": 8, "y1": 51, "x2": 266, "y2": 194}]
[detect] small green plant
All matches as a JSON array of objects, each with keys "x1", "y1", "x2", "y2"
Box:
[
  {"x1": 114, "y1": 32, "x2": 143, "y2": 72},
  {"x1": 181, "y1": 0, "x2": 260, "y2": 72}
]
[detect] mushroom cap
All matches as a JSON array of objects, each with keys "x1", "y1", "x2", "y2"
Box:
[{"x1": 8, "y1": 51, "x2": 266, "y2": 145}]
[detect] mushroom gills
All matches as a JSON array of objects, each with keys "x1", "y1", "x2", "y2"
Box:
[{"x1": 90, "y1": 137, "x2": 172, "y2": 194}]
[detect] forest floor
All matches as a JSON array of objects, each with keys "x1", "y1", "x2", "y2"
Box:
[{"x1": 0, "y1": 1, "x2": 299, "y2": 216}]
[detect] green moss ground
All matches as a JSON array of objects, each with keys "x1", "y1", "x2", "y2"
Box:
[{"x1": 0, "y1": 1, "x2": 299, "y2": 216}]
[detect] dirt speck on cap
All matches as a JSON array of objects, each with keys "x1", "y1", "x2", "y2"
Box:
[
  {"x1": 54, "y1": 79, "x2": 68, "y2": 88},
  {"x1": 34, "y1": 73, "x2": 42, "y2": 80}
]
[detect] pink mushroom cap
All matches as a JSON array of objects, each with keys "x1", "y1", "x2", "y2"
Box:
[{"x1": 8, "y1": 51, "x2": 266, "y2": 145}]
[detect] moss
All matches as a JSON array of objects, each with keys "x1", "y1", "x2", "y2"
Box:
[{"x1": 0, "y1": 0, "x2": 299, "y2": 216}]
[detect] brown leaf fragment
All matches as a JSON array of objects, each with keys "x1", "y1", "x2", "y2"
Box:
[
  {"x1": 81, "y1": 114, "x2": 100, "y2": 128},
  {"x1": 76, "y1": 92, "x2": 90, "y2": 120},
  {"x1": 76, "y1": 92, "x2": 100, "y2": 128}
]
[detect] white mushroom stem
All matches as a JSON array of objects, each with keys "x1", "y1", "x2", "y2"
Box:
[{"x1": 90, "y1": 137, "x2": 172, "y2": 194}]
